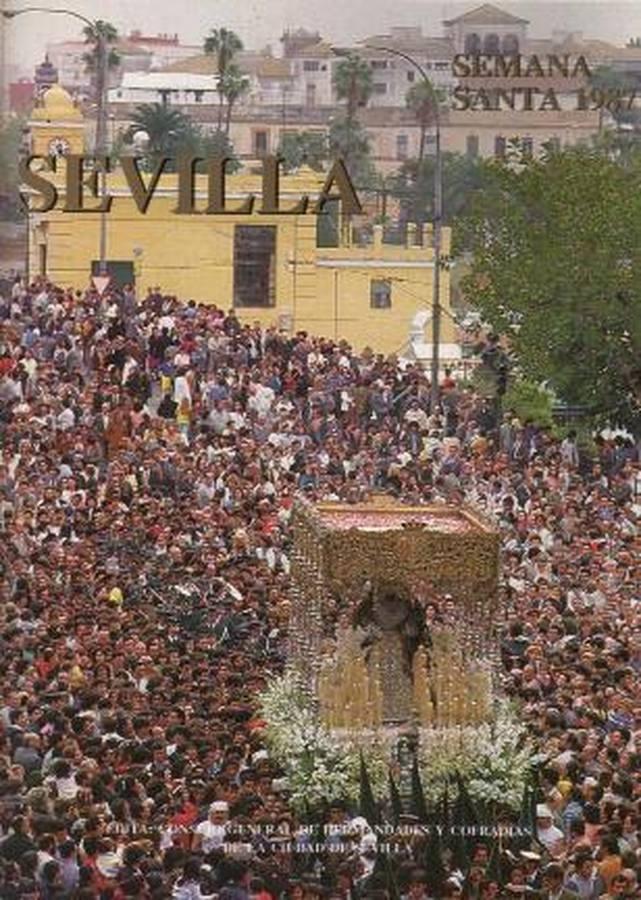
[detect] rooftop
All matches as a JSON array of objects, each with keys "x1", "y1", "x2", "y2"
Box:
[{"x1": 444, "y1": 3, "x2": 529, "y2": 27}]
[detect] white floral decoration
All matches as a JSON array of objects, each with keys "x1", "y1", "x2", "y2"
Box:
[{"x1": 260, "y1": 673, "x2": 533, "y2": 813}]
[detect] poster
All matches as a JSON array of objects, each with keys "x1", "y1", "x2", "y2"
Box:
[{"x1": 1, "y1": 2, "x2": 640, "y2": 898}]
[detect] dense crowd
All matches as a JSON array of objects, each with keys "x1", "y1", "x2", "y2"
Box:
[{"x1": 0, "y1": 276, "x2": 639, "y2": 900}]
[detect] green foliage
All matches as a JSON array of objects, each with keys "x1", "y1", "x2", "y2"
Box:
[
  {"x1": 277, "y1": 131, "x2": 328, "y2": 172},
  {"x1": 82, "y1": 20, "x2": 120, "y2": 74},
  {"x1": 405, "y1": 80, "x2": 442, "y2": 161},
  {"x1": 198, "y1": 130, "x2": 241, "y2": 171},
  {"x1": 332, "y1": 53, "x2": 373, "y2": 122},
  {"x1": 127, "y1": 106, "x2": 240, "y2": 172},
  {"x1": 390, "y1": 151, "x2": 487, "y2": 228},
  {"x1": 328, "y1": 116, "x2": 377, "y2": 190},
  {"x1": 203, "y1": 28, "x2": 244, "y2": 130},
  {"x1": 502, "y1": 380, "x2": 554, "y2": 428},
  {"x1": 0, "y1": 117, "x2": 25, "y2": 221},
  {"x1": 458, "y1": 147, "x2": 641, "y2": 434},
  {"x1": 219, "y1": 64, "x2": 250, "y2": 134},
  {"x1": 203, "y1": 27, "x2": 243, "y2": 71}
]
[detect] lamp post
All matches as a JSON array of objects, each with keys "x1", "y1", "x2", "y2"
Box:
[
  {"x1": 2, "y1": 5, "x2": 110, "y2": 275},
  {"x1": 363, "y1": 43, "x2": 443, "y2": 413}
]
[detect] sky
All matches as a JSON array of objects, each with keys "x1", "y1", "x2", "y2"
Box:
[{"x1": 5, "y1": 0, "x2": 641, "y2": 77}]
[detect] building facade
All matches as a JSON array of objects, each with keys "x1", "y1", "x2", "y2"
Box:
[{"x1": 25, "y1": 86, "x2": 456, "y2": 359}]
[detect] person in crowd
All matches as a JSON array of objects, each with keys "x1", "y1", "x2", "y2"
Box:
[{"x1": 0, "y1": 276, "x2": 639, "y2": 897}]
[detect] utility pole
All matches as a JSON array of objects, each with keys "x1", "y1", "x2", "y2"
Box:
[{"x1": 364, "y1": 44, "x2": 443, "y2": 413}]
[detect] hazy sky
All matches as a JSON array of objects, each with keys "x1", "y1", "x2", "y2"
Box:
[{"x1": 5, "y1": 0, "x2": 641, "y2": 76}]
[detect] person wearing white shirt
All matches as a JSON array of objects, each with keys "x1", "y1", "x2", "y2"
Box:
[{"x1": 192, "y1": 802, "x2": 229, "y2": 854}]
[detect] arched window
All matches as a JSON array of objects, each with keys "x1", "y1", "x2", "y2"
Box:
[
  {"x1": 483, "y1": 33, "x2": 500, "y2": 54},
  {"x1": 464, "y1": 33, "x2": 481, "y2": 55},
  {"x1": 502, "y1": 34, "x2": 520, "y2": 54}
]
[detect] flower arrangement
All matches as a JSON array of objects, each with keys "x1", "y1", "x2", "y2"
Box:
[{"x1": 260, "y1": 672, "x2": 534, "y2": 814}]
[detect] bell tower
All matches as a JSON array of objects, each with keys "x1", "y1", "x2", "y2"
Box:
[{"x1": 29, "y1": 84, "x2": 85, "y2": 158}]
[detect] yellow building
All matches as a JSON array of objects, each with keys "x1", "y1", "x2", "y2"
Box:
[{"x1": 26, "y1": 86, "x2": 456, "y2": 357}]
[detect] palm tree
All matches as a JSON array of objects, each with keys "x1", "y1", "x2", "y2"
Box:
[
  {"x1": 406, "y1": 80, "x2": 439, "y2": 162},
  {"x1": 220, "y1": 64, "x2": 251, "y2": 135},
  {"x1": 203, "y1": 28, "x2": 244, "y2": 130},
  {"x1": 332, "y1": 53, "x2": 373, "y2": 123},
  {"x1": 128, "y1": 103, "x2": 197, "y2": 160},
  {"x1": 82, "y1": 20, "x2": 120, "y2": 101}
]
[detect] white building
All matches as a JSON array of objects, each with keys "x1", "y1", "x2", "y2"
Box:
[
  {"x1": 127, "y1": 32, "x2": 202, "y2": 71},
  {"x1": 108, "y1": 72, "x2": 220, "y2": 106}
]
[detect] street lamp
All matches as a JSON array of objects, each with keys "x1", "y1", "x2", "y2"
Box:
[
  {"x1": 2, "y1": 5, "x2": 110, "y2": 275},
  {"x1": 363, "y1": 43, "x2": 444, "y2": 413}
]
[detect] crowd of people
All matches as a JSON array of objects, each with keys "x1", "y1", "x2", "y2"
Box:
[{"x1": 0, "y1": 276, "x2": 639, "y2": 899}]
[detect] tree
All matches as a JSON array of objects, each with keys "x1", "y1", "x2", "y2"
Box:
[
  {"x1": 589, "y1": 65, "x2": 635, "y2": 130},
  {"x1": 82, "y1": 20, "x2": 120, "y2": 97},
  {"x1": 390, "y1": 151, "x2": 487, "y2": 228},
  {"x1": 129, "y1": 104, "x2": 197, "y2": 160},
  {"x1": 332, "y1": 53, "x2": 372, "y2": 124},
  {"x1": 219, "y1": 64, "x2": 250, "y2": 135},
  {"x1": 203, "y1": 28, "x2": 244, "y2": 131},
  {"x1": 328, "y1": 116, "x2": 377, "y2": 190},
  {"x1": 457, "y1": 147, "x2": 641, "y2": 434},
  {"x1": 0, "y1": 117, "x2": 25, "y2": 221},
  {"x1": 277, "y1": 131, "x2": 328, "y2": 172},
  {"x1": 405, "y1": 80, "x2": 440, "y2": 162},
  {"x1": 127, "y1": 105, "x2": 241, "y2": 173}
]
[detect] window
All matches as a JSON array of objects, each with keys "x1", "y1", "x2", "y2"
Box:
[
  {"x1": 370, "y1": 280, "x2": 391, "y2": 309},
  {"x1": 464, "y1": 33, "x2": 481, "y2": 55},
  {"x1": 503, "y1": 34, "x2": 520, "y2": 54},
  {"x1": 316, "y1": 197, "x2": 340, "y2": 248},
  {"x1": 483, "y1": 33, "x2": 500, "y2": 54},
  {"x1": 494, "y1": 135, "x2": 506, "y2": 158},
  {"x1": 407, "y1": 70, "x2": 415, "y2": 82},
  {"x1": 372, "y1": 83, "x2": 387, "y2": 95},
  {"x1": 396, "y1": 134, "x2": 409, "y2": 160},
  {"x1": 306, "y1": 83, "x2": 316, "y2": 107},
  {"x1": 194, "y1": 90, "x2": 204, "y2": 103},
  {"x1": 303, "y1": 60, "x2": 320, "y2": 71},
  {"x1": 253, "y1": 130, "x2": 268, "y2": 156},
  {"x1": 434, "y1": 61, "x2": 449, "y2": 70},
  {"x1": 466, "y1": 135, "x2": 479, "y2": 158},
  {"x1": 546, "y1": 136, "x2": 561, "y2": 153},
  {"x1": 371, "y1": 60, "x2": 388, "y2": 69},
  {"x1": 233, "y1": 226, "x2": 276, "y2": 308},
  {"x1": 38, "y1": 244, "x2": 47, "y2": 277}
]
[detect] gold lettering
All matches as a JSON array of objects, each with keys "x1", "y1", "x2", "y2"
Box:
[
  {"x1": 19, "y1": 155, "x2": 58, "y2": 212},
  {"x1": 64, "y1": 155, "x2": 112, "y2": 213},
  {"x1": 173, "y1": 155, "x2": 202, "y2": 214},
  {"x1": 547, "y1": 54, "x2": 569, "y2": 77},
  {"x1": 494, "y1": 55, "x2": 521, "y2": 78},
  {"x1": 523, "y1": 55, "x2": 545, "y2": 78},
  {"x1": 496, "y1": 88, "x2": 516, "y2": 110},
  {"x1": 205, "y1": 158, "x2": 255, "y2": 214},
  {"x1": 260, "y1": 156, "x2": 308, "y2": 214},
  {"x1": 314, "y1": 159, "x2": 362, "y2": 216},
  {"x1": 572, "y1": 56, "x2": 592, "y2": 78},
  {"x1": 452, "y1": 54, "x2": 471, "y2": 77},
  {"x1": 539, "y1": 88, "x2": 561, "y2": 111},
  {"x1": 452, "y1": 85, "x2": 471, "y2": 110},
  {"x1": 121, "y1": 156, "x2": 167, "y2": 213}
]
